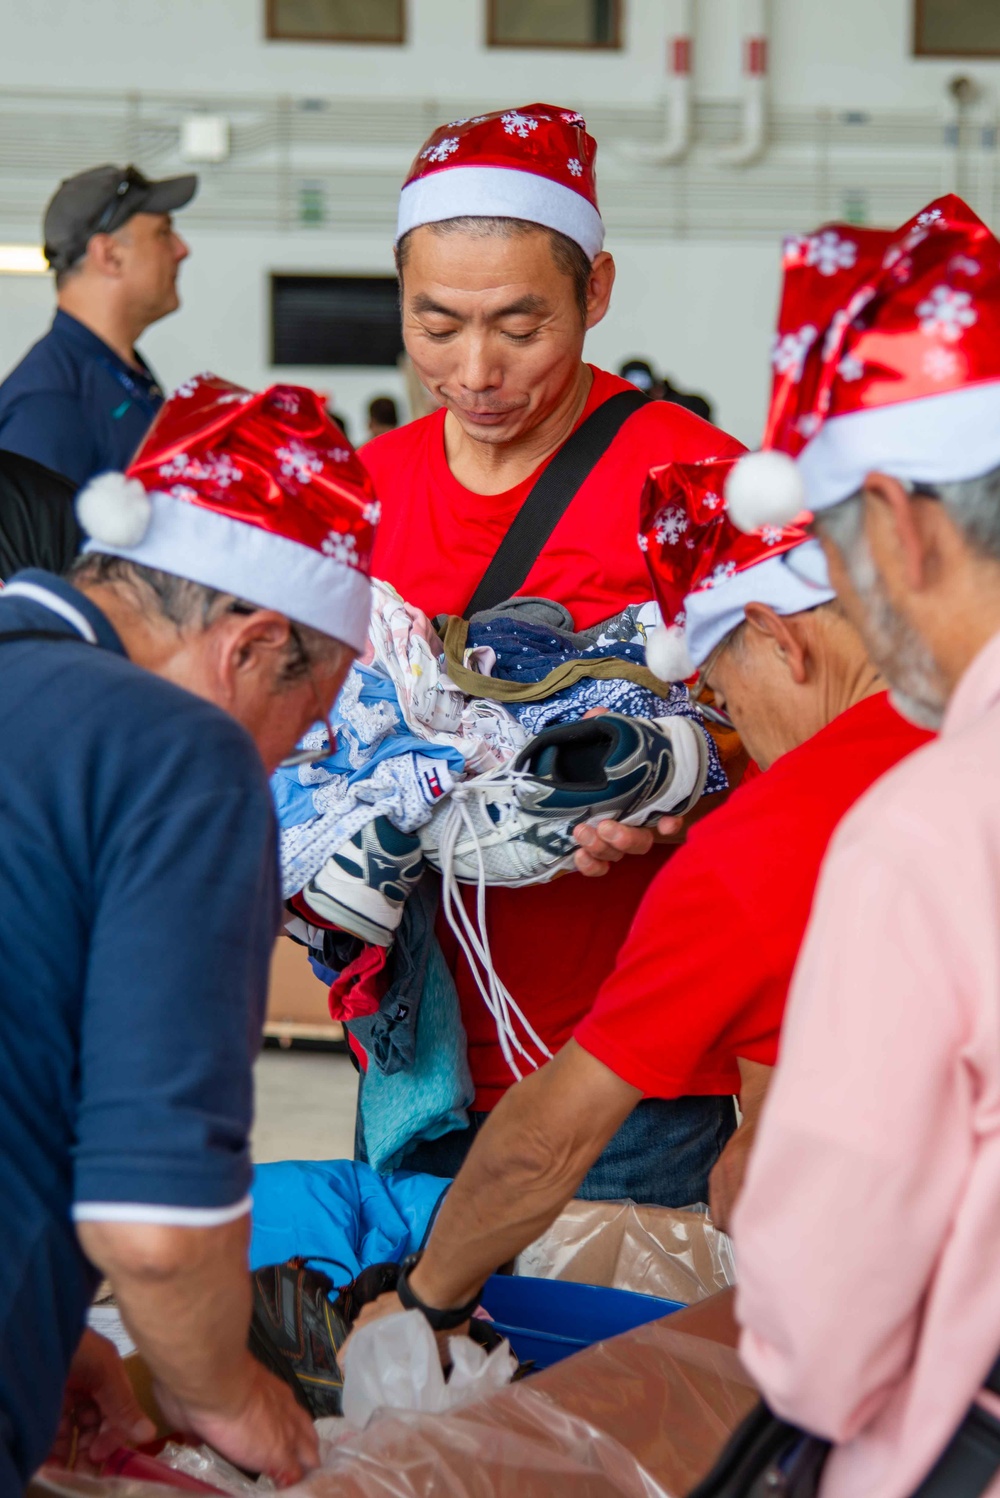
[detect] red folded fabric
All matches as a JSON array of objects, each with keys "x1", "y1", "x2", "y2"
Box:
[{"x1": 327, "y1": 943, "x2": 390, "y2": 1024}]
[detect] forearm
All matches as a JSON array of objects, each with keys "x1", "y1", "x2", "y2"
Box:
[
  {"x1": 411, "y1": 1041, "x2": 639, "y2": 1310},
  {"x1": 737, "y1": 1057, "x2": 771, "y2": 1126},
  {"x1": 709, "y1": 1061, "x2": 773, "y2": 1232},
  {"x1": 77, "y1": 1217, "x2": 256, "y2": 1417}
]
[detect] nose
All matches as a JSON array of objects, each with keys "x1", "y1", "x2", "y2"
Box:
[
  {"x1": 456, "y1": 333, "x2": 502, "y2": 397},
  {"x1": 174, "y1": 234, "x2": 190, "y2": 263}
]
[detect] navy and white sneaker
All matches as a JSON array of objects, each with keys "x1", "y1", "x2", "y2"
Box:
[
  {"x1": 420, "y1": 712, "x2": 708, "y2": 890},
  {"x1": 302, "y1": 816, "x2": 425, "y2": 947}
]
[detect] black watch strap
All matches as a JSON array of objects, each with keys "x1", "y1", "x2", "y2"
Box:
[{"x1": 396, "y1": 1253, "x2": 481, "y2": 1331}]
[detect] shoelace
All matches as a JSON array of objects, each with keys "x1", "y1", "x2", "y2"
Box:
[{"x1": 435, "y1": 764, "x2": 554, "y2": 1081}]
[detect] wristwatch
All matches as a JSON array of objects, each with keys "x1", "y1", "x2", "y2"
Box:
[{"x1": 396, "y1": 1252, "x2": 482, "y2": 1331}]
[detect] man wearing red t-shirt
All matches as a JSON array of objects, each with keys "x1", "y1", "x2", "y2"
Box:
[
  {"x1": 349, "y1": 457, "x2": 931, "y2": 1335},
  {"x1": 362, "y1": 105, "x2": 742, "y2": 1205}
]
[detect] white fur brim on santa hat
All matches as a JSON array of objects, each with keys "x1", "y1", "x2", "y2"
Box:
[
  {"x1": 645, "y1": 541, "x2": 835, "y2": 681},
  {"x1": 396, "y1": 165, "x2": 605, "y2": 259},
  {"x1": 76, "y1": 477, "x2": 371, "y2": 652},
  {"x1": 727, "y1": 380, "x2": 1000, "y2": 532}
]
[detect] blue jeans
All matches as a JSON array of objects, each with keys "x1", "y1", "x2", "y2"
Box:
[{"x1": 357, "y1": 1093, "x2": 737, "y2": 1209}]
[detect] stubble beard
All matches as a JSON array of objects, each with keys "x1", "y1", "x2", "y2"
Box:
[{"x1": 843, "y1": 536, "x2": 948, "y2": 731}]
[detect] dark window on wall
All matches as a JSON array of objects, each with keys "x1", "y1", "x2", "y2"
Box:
[
  {"x1": 487, "y1": 0, "x2": 621, "y2": 49},
  {"x1": 271, "y1": 275, "x2": 405, "y2": 367},
  {"x1": 914, "y1": 0, "x2": 1000, "y2": 56},
  {"x1": 266, "y1": 0, "x2": 404, "y2": 43}
]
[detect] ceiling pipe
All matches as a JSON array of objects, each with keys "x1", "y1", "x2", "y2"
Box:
[
  {"x1": 620, "y1": 0, "x2": 695, "y2": 166},
  {"x1": 717, "y1": 0, "x2": 769, "y2": 168}
]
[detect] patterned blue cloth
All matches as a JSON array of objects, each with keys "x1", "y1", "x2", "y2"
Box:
[
  {"x1": 466, "y1": 619, "x2": 728, "y2": 795},
  {"x1": 273, "y1": 618, "x2": 728, "y2": 901},
  {"x1": 466, "y1": 617, "x2": 650, "y2": 683},
  {"x1": 272, "y1": 664, "x2": 464, "y2": 898}
]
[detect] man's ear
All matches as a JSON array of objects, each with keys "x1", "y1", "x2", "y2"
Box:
[
  {"x1": 861, "y1": 471, "x2": 935, "y2": 592},
  {"x1": 86, "y1": 233, "x2": 127, "y2": 280},
  {"x1": 214, "y1": 609, "x2": 293, "y2": 701},
  {"x1": 743, "y1": 601, "x2": 808, "y2": 685},
  {"x1": 585, "y1": 252, "x2": 615, "y2": 330}
]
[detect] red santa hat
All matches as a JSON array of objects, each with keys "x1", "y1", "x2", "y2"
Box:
[
  {"x1": 640, "y1": 454, "x2": 834, "y2": 680},
  {"x1": 76, "y1": 373, "x2": 378, "y2": 652},
  {"x1": 726, "y1": 194, "x2": 1000, "y2": 532},
  {"x1": 397, "y1": 104, "x2": 603, "y2": 259}
]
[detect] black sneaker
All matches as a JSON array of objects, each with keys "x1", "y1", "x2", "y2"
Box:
[{"x1": 248, "y1": 1258, "x2": 401, "y2": 1419}]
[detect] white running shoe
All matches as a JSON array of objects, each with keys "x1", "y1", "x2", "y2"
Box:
[
  {"x1": 419, "y1": 711, "x2": 708, "y2": 890},
  {"x1": 419, "y1": 712, "x2": 709, "y2": 1082},
  {"x1": 301, "y1": 815, "x2": 425, "y2": 947}
]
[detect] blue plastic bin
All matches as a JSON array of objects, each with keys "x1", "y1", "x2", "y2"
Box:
[{"x1": 479, "y1": 1274, "x2": 683, "y2": 1371}]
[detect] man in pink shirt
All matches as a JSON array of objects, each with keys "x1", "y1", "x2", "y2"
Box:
[{"x1": 724, "y1": 195, "x2": 1000, "y2": 1497}]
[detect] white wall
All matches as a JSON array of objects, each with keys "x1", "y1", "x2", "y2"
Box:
[
  {"x1": 3, "y1": 0, "x2": 1000, "y2": 109},
  {"x1": 1, "y1": 0, "x2": 998, "y2": 447}
]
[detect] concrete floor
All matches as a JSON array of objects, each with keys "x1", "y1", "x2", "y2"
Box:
[{"x1": 251, "y1": 1047, "x2": 359, "y2": 1164}]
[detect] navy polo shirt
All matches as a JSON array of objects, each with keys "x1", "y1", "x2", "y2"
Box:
[
  {"x1": 0, "y1": 571, "x2": 280, "y2": 1489},
  {"x1": 0, "y1": 311, "x2": 163, "y2": 487}
]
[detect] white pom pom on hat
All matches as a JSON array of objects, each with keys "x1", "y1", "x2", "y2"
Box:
[
  {"x1": 645, "y1": 624, "x2": 695, "y2": 683},
  {"x1": 725, "y1": 449, "x2": 806, "y2": 535},
  {"x1": 76, "y1": 473, "x2": 153, "y2": 549}
]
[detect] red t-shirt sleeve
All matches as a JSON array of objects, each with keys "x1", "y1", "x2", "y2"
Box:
[{"x1": 574, "y1": 846, "x2": 780, "y2": 1099}]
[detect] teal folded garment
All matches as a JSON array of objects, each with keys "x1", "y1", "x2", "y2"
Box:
[{"x1": 360, "y1": 934, "x2": 474, "y2": 1174}]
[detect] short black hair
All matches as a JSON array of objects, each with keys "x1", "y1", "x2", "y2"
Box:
[
  {"x1": 368, "y1": 395, "x2": 399, "y2": 428},
  {"x1": 395, "y1": 217, "x2": 593, "y2": 322}
]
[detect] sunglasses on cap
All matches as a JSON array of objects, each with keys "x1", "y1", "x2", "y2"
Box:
[{"x1": 93, "y1": 165, "x2": 153, "y2": 237}]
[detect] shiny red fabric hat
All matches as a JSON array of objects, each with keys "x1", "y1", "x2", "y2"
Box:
[
  {"x1": 640, "y1": 454, "x2": 833, "y2": 679},
  {"x1": 76, "y1": 373, "x2": 378, "y2": 651},
  {"x1": 726, "y1": 194, "x2": 1000, "y2": 532},
  {"x1": 397, "y1": 104, "x2": 603, "y2": 258}
]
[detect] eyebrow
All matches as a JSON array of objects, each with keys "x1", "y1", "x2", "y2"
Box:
[{"x1": 409, "y1": 292, "x2": 550, "y2": 321}]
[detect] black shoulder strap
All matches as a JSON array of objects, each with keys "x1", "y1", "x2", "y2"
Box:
[{"x1": 462, "y1": 388, "x2": 648, "y2": 619}]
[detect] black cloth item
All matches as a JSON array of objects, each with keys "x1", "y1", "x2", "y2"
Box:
[
  {"x1": 345, "y1": 876, "x2": 438, "y2": 1075},
  {"x1": 0, "y1": 449, "x2": 82, "y2": 582}
]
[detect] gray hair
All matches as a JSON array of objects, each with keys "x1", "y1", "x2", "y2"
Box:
[
  {"x1": 816, "y1": 460, "x2": 1000, "y2": 563},
  {"x1": 67, "y1": 554, "x2": 347, "y2": 687},
  {"x1": 395, "y1": 216, "x2": 593, "y2": 321},
  {"x1": 814, "y1": 480, "x2": 953, "y2": 729}
]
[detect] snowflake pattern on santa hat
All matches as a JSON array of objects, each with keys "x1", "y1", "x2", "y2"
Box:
[
  {"x1": 744, "y1": 194, "x2": 1000, "y2": 481},
  {"x1": 399, "y1": 104, "x2": 602, "y2": 258},
  {"x1": 805, "y1": 229, "x2": 858, "y2": 277},
  {"x1": 639, "y1": 455, "x2": 811, "y2": 634},
  {"x1": 125, "y1": 374, "x2": 379, "y2": 580},
  {"x1": 421, "y1": 136, "x2": 460, "y2": 164}
]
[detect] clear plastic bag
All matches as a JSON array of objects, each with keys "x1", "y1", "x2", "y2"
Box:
[
  {"x1": 281, "y1": 1304, "x2": 756, "y2": 1497},
  {"x1": 340, "y1": 1310, "x2": 517, "y2": 1427},
  {"x1": 516, "y1": 1200, "x2": 735, "y2": 1304},
  {"x1": 33, "y1": 1302, "x2": 754, "y2": 1498},
  {"x1": 156, "y1": 1443, "x2": 274, "y2": 1494}
]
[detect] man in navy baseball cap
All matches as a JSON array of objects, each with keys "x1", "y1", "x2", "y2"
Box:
[{"x1": 0, "y1": 164, "x2": 198, "y2": 486}]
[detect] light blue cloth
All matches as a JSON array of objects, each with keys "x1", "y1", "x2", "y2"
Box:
[
  {"x1": 250, "y1": 1159, "x2": 448, "y2": 1276},
  {"x1": 359, "y1": 935, "x2": 474, "y2": 1174},
  {"x1": 272, "y1": 663, "x2": 464, "y2": 898}
]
